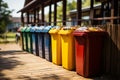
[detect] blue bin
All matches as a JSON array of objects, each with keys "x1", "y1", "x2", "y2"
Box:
[
  {"x1": 30, "y1": 26, "x2": 39, "y2": 55},
  {"x1": 42, "y1": 26, "x2": 53, "y2": 61},
  {"x1": 36, "y1": 26, "x2": 45, "y2": 58}
]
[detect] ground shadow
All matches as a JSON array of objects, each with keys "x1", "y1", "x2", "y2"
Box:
[
  {"x1": 17, "y1": 74, "x2": 70, "y2": 80},
  {"x1": 0, "y1": 50, "x2": 28, "y2": 55},
  {"x1": 0, "y1": 50, "x2": 25, "y2": 80},
  {"x1": 90, "y1": 28, "x2": 120, "y2": 80}
]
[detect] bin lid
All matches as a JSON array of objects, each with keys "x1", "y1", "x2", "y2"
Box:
[
  {"x1": 73, "y1": 27, "x2": 106, "y2": 37},
  {"x1": 42, "y1": 26, "x2": 53, "y2": 33},
  {"x1": 21, "y1": 26, "x2": 27, "y2": 32},
  {"x1": 25, "y1": 26, "x2": 31, "y2": 32},
  {"x1": 35, "y1": 26, "x2": 45, "y2": 32},
  {"x1": 49, "y1": 26, "x2": 61, "y2": 34},
  {"x1": 30, "y1": 26, "x2": 37, "y2": 32},
  {"x1": 58, "y1": 27, "x2": 75, "y2": 35}
]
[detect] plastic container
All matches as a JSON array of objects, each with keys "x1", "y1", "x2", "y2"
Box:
[
  {"x1": 30, "y1": 26, "x2": 39, "y2": 55},
  {"x1": 36, "y1": 26, "x2": 45, "y2": 58},
  {"x1": 25, "y1": 26, "x2": 32, "y2": 53},
  {"x1": 21, "y1": 26, "x2": 27, "y2": 51},
  {"x1": 73, "y1": 27, "x2": 106, "y2": 77},
  {"x1": 49, "y1": 26, "x2": 61, "y2": 65},
  {"x1": 42, "y1": 26, "x2": 53, "y2": 62},
  {"x1": 17, "y1": 27, "x2": 23, "y2": 49},
  {"x1": 58, "y1": 27, "x2": 76, "y2": 70}
]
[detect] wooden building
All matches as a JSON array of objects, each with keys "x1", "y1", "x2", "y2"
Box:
[{"x1": 18, "y1": 0, "x2": 120, "y2": 76}]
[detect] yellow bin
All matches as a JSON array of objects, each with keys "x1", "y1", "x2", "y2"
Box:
[
  {"x1": 59, "y1": 27, "x2": 76, "y2": 70},
  {"x1": 49, "y1": 26, "x2": 62, "y2": 65}
]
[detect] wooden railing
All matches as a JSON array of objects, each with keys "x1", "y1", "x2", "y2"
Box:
[{"x1": 101, "y1": 24, "x2": 120, "y2": 75}]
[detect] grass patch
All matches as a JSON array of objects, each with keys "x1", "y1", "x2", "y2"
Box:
[
  {"x1": 6, "y1": 32, "x2": 16, "y2": 38},
  {"x1": 0, "y1": 32, "x2": 16, "y2": 43}
]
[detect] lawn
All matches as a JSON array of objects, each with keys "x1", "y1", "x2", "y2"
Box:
[
  {"x1": 6, "y1": 32, "x2": 16, "y2": 38},
  {"x1": 0, "y1": 32, "x2": 16, "y2": 43}
]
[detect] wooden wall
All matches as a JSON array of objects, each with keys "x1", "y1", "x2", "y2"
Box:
[{"x1": 101, "y1": 24, "x2": 120, "y2": 76}]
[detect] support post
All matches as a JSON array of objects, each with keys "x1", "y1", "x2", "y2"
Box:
[
  {"x1": 49, "y1": 0, "x2": 52, "y2": 25},
  {"x1": 77, "y1": 0, "x2": 82, "y2": 25},
  {"x1": 90, "y1": 0, "x2": 94, "y2": 25},
  {"x1": 27, "y1": 12, "x2": 29, "y2": 24},
  {"x1": 30, "y1": 12, "x2": 33, "y2": 24},
  {"x1": 41, "y1": 4, "x2": 44, "y2": 25},
  {"x1": 113, "y1": 0, "x2": 118, "y2": 24},
  {"x1": 54, "y1": 0, "x2": 57, "y2": 26},
  {"x1": 34, "y1": 9, "x2": 36, "y2": 24},
  {"x1": 63, "y1": 0, "x2": 66, "y2": 26},
  {"x1": 21, "y1": 12, "x2": 24, "y2": 26},
  {"x1": 37, "y1": 8, "x2": 40, "y2": 25}
]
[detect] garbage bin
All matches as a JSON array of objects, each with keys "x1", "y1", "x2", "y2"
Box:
[
  {"x1": 36, "y1": 26, "x2": 45, "y2": 58},
  {"x1": 25, "y1": 26, "x2": 32, "y2": 53},
  {"x1": 59, "y1": 27, "x2": 76, "y2": 70},
  {"x1": 17, "y1": 27, "x2": 23, "y2": 49},
  {"x1": 42, "y1": 26, "x2": 53, "y2": 62},
  {"x1": 30, "y1": 26, "x2": 39, "y2": 55},
  {"x1": 73, "y1": 27, "x2": 106, "y2": 77},
  {"x1": 49, "y1": 26, "x2": 61, "y2": 65},
  {"x1": 21, "y1": 26, "x2": 27, "y2": 51}
]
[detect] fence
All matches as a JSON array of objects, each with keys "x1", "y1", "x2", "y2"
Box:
[{"x1": 102, "y1": 24, "x2": 120, "y2": 76}]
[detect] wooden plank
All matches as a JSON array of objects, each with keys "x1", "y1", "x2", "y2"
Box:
[
  {"x1": 111, "y1": 25, "x2": 117, "y2": 75},
  {"x1": 100, "y1": 2, "x2": 104, "y2": 17},
  {"x1": 111, "y1": 0, "x2": 114, "y2": 24},
  {"x1": 117, "y1": 24, "x2": 120, "y2": 75},
  {"x1": 110, "y1": 24, "x2": 114, "y2": 74},
  {"x1": 115, "y1": 24, "x2": 118, "y2": 75},
  {"x1": 41, "y1": 4, "x2": 44, "y2": 24},
  {"x1": 77, "y1": 0, "x2": 82, "y2": 25},
  {"x1": 119, "y1": 3, "x2": 120, "y2": 24},
  {"x1": 63, "y1": 0, "x2": 66, "y2": 25},
  {"x1": 102, "y1": 25, "x2": 107, "y2": 73},
  {"x1": 29, "y1": 11, "x2": 32, "y2": 23},
  {"x1": 21, "y1": 12, "x2": 24, "y2": 26},
  {"x1": 113, "y1": 0, "x2": 119, "y2": 24},
  {"x1": 104, "y1": 24, "x2": 111, "y2": 74},
  {"x1": 54, "y1": 1, "x2": 57, "y2": 26},
  {"x1": 34, "y1": 9, "x2": 36, "y2": 24},
  {"x1": 37, "y1": 8, "x2": 40, "y2": 24},
  {"x1": 27, "y1": 12, "x2": 30, "y2": 24},
  {"x1": 90, "y1": 0, "x2": 94, "y2": 25},
  {"x1": 49, "y1": 1, "x2": 52, "y2": 25}
]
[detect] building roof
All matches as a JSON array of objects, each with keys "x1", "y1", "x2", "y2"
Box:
[
  {"x1": 12, "y1": 17, "x2": 21, "y2": 23},
  {"x1": 18, "y1": 0, "x2": 61, "y2": 13}
]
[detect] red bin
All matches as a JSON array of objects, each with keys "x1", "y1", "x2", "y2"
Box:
[{"x1": 73, "y1": 30, "x2": 106, "y2": 77}]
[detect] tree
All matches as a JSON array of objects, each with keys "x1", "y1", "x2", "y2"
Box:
[
  {"x1": 0, "y1": 0, "x2": 12, "y2": 33},
  {"x1": 82, "y1": 0, "x2": 100, "y2": 7},
  {"x1": 67, "y1": 0, "x2": 76, "y2": 11},
  {"x1": 45, "y1": 0, "x2": 100, "y2": 23},
  {"x1": 57, "y1": 0, "x2": 77, "y2": 21}
]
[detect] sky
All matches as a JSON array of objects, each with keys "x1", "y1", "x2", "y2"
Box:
[
  {"x1": 3, "y1": 0, "x2": 76, "y2": 17},
  {"x1": 3, "y1": 0, "x2": 25, "y2": 17}
]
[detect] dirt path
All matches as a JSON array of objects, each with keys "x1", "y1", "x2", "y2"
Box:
[{"x1": 0, "y1": 43, "x2": 115, "y2": 80}]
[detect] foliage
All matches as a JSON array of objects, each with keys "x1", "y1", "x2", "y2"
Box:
[
  {"x1": 82, "y1": 0, "x2": 100, "y2": 7},
  {"x1": 0, "y1": 0, "x2": 12, "y2": 34},
  {"x1": 57, "y1": 0, "x2": 77, "y2": 21},
  {"x1": 45, "y1": 0, "x2": 100, "y2": 23}
]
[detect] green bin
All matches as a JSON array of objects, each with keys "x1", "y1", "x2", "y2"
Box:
[
  {"x1": 25, "y1": 26, "x2": 32, "y2": 53},
  {"x1": 21, "y1": 26, "x2": 27, "y2": 51}
]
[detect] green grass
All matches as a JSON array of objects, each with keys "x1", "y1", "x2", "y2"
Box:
[
  {"x1": 6, "y1": 32, "x2": 16, "y2": 38},
  {"x1": 0, "y1": 32, "x2": 16, "y2": 43}
]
